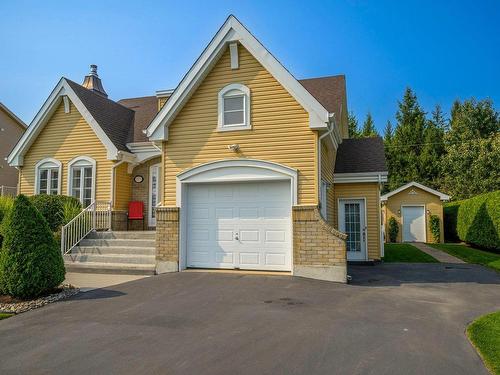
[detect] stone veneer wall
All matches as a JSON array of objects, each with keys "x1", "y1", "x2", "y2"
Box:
[
  {"x1": 292, "y1": 206, "x2": 347, "y2": 282},
  {"x1": 155, "y1": 207, "x2": 179, "y2": 273}
]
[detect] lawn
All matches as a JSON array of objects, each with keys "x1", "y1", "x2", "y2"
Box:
[
  {"x1": 0, "y1": 313, "x2": 13, "y2": 320},
  {"x1": 428, "y1": 243, "x2": 500, "y2": 272},
  {"x1": 383, "y1": 243, "x2": 439, "y2": 263},
  {"x1": 467, "y1": 311, "x2": 500, "y2": 375}
]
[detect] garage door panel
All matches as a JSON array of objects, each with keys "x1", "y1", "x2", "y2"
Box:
[{"x1": 186, "y1": 181, "x2": 291, "y2": 271}]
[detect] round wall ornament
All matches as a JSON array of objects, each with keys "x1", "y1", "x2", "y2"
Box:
[{"x1": 134, "y1": 175, "x2": 144, "y2": 183}]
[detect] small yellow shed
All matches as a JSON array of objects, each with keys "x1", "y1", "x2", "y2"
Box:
[{"x1": 381, "y1": 182, "x2": 450, "y2": 243}]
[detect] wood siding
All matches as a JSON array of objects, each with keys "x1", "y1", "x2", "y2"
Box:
[
  {"x1": 158, "y1": 97, "x2": 168, "y2": 111},
  {"x1": 113, "y1": 162, "x2": 132, "y2": 211},
  {"x1": 333, "y1": 183, "x2": 381, "y2": 260},
  {"x1": 384, "y1": 186, "x2": 444, "y2": 243},
  {"x1": 162, "y1": 44, "x2": 317, "y2": 205},
  {"x1": 19, "y1": 101, "x2": 114, "y2": 202},
  {"x1": 0, "y1": 108, "x2": 25, "y2": 187}
]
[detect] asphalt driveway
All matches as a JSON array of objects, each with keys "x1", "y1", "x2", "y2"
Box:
[{"x1": 1, "y1": 264, "x2": 499, "y2": 375}]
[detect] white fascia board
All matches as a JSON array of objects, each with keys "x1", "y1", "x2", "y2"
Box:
[
  {"x1": 334, "y1": 171, "x2": 388, "y2": 184},
  {"x1": 146, "y1": 15, "x2": 330, "y2": 140},
  {"x1": 380, "y1": 181, "x2": 450, "y2": 201},
  {"x1": 8, "y1": 78, "x2": 121, "y2": 166}
]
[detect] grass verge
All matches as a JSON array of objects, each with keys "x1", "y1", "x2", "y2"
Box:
[
  {"x1": 0, "y1": 313, "x2": 13, "y2": 320},
  {"x1": 383, "y1": 243, "x2": 439, "y2": 263},
  {"x1": 467, "y1": 311, "x2": 500, "y2": 375},
  {"x1": 428, "y1": 243, "x2": 500, "y2": 272}
]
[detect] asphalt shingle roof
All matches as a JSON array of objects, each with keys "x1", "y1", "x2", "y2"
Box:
[{"x1": 334, "y1": 137, "x2": 387, "y2": 174}]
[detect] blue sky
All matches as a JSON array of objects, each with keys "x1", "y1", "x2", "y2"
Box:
[{"x1": 1, "y1": 1, "x2": 499, "y2": 133}]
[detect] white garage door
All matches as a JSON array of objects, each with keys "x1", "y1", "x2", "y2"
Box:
[
  {"x1": 402, "y1": 206, "x2": 426, "y2": 242},
  {"x1": 186, "y1": 180, "x2": 291, "y2": 271}
]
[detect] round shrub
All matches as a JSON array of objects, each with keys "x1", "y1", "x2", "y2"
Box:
[
  {"x1": 0, "y1": 195, "x2": 65, "y2": 298},
  {"x1": 29, "y1": 195, "x2": 81, "y2": 232},
  {"x1": 388, "y1": 217, "x2": 399, "y2": 243}
]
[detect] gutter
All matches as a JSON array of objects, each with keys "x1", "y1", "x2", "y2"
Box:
[{"x1": 317, "y1": 114, "x2": 336, "y2": 210}]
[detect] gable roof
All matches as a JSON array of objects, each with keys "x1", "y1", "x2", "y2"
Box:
[
  {"x1": 334, "y1": 137, "x2": 387, "y2": 174},
  {"x1": 0, "y1": 102, "x2": 27, "y2": 129},
  {"x1": 117, "y1": 96, "x2": 158, "y2": 144},
  {"x1": 146, "y1": 15, "x2": 333, "y2": 141},
  {"x1": 299, "y1": 76, "x2": 346, "y2": 121},
  {"x1": 380, "y1": 181, "x2": 451, "y2": 201},
  {"x1": 66, "y1": 79, "x2": 134, "y2": 151}
]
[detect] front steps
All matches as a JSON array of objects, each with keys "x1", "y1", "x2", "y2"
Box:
[{"x1": 64, "y1": 231, "x2": 156, "y2": 275}]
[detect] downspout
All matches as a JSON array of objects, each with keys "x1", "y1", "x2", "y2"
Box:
[
  {"x1": 110, "y1": 160, "x2": 126, "y2": 209},
  {"x1": 318, "y1": 114, "x2": 336, "y2": 209}
]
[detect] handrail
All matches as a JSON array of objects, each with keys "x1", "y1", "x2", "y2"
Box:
[{"x1": 61, "y1": 200, "x2": 111, "y2": 255}]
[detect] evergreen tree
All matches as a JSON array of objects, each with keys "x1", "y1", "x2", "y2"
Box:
[
  {"x1": 361, "y1": 112, "x2": 379, "y2": 137},
  {"x1": 387, "y1": 87, "x2": 426, "y2": 190},
  {"x1": 419, "y1": 105, "x2": 445, "y2": 188},
  {"x1": 384, "y1": 120, "x2": 393, "y2": 143},
  {"x1": 348, "y1": 111, "x2": 360, "y2": 138}
]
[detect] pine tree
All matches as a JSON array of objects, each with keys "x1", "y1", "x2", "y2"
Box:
[
  {"x1": 419, "y1": 105, "x2": 445, "y2": 188},
  {"x1": 361, "y1": 112, "x2": 379, "y2": 137},
  {"x1": 388, "y1": 87, "x2": 426, "y2": 190},
  {"x1": 384, "y1": 120, "x2": 393, "y2": 143},
  {"x1": 348, "y1": 111, "x2": 360, "y2": 138}
]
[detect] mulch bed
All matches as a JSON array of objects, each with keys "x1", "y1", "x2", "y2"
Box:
[{"x1": 0, "y1": 285, "x2": 80, "y2": 314}]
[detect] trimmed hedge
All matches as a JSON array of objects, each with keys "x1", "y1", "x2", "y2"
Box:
[
  {"x1": 29, "y1": 195, "x2": 81, "y2": 232},
  {"x1": 444, "y1": 191, "x2": 499, "y2": 251},
  {"x1": 0, "y1": 195, "x2": 65, "y2": 298}
]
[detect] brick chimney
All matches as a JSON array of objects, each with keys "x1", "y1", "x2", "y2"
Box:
[{"x1": 82, "y1": 65, "x2": 108, "y2": 98}]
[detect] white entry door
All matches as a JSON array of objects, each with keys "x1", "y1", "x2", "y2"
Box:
[
  {"x1": 148, "y1": 164, "x2": 160, "y2": 227},
  {"x1": 186, "y1": 180, "x2": 292, "y2": 271},
  {"x1": 402, "y1": 206, "x2": 426, "y2": 242},
  {"x1": 339, "y1": 199, "x2": 367, "y2": 261}
]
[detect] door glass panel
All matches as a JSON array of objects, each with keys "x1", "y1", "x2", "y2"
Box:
[{"x1": 344, "y1": 203, "x2": 361, "y2": 252}]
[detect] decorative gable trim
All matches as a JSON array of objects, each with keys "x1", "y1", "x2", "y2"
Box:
[
  {"x1": 7, "y1": 78, "x2": 120, "y2": 167},
  {"x1": 380, "y1": 181, "x2": 451, "y2": 201},
  {"x1": 146, "y1": 15, "x2": 331, "y2": 141}
]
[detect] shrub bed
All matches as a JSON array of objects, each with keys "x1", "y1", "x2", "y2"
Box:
[
  {"x1": 444, "y1": 191, "x2": 499, "y2": 252},
  {"x1": 29, "y1": 195, "x2": 81, "y2": 232}
]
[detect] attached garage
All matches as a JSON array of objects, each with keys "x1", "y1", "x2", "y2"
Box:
[
  {"x1": 381, "y1": 182, "x2": 450, "y2": 243},
  {"x1": 176, "y1": 159, "x2": 298, "y2": 272}
]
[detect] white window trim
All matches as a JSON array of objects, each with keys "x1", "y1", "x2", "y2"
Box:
[
  {"x1": 34, "y1": 158, "x2": 62, "y2": 195},
  {"x1": 217, "y1": 83, "x2": 251, "y2": 131},
  {"x1": 67, "y1": 156, "x2": 97, "y2": 205}
]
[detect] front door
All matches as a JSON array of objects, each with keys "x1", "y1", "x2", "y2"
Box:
[
  {"x1": 148, "y1": 164, "x2": 160, "y2": 227},
  {"x1": 339, "y1": 199, "x2": 367, "y2": 261}
]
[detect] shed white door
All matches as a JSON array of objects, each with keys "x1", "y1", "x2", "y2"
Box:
[
  {"x1": 186, "y1": 181, "x2": 291, "y2": 271},
  {"x1": 402, "y1": 206, "x2": 426, "y2": 242}
]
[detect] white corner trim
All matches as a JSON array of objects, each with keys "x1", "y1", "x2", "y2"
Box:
[
  {"x1": 176, "y1": 159, "x2": 298, "y2": 206},
  {"x1": 66, "y1": 156, "x2": 97, "y2": 204},
  {"x1": 229, "y1": 42, "x2": 239, "y2": 69},
  {"x1": 62, "y1": 95, "x2": 70, "y2": 113},
  {"x1": 7, "y1": 78, "x2": 120, "y2": 167},
  {"x1": 146, "y1": 15, "x2": 330, "y2": 140},
  {"x1": 34, "y1": 158, "x2": 62, "y2": 195},
  {"x1": 334, "y1": 171, "x2": 388, "y2": 184},
  {"x1": 380, "y1": 181, "x2": 450, "y2": 201},
  {"x1": 217, "y1": 83, "x2": 251, "y2": 131}
]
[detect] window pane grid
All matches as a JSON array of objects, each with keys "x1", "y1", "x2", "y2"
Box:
[{"x1": 344, "y1": 203, "x2": 361, "y2": 252}]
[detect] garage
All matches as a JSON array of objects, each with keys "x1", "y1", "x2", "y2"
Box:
[
  {"x1": 401, "y1": 206, "x2": 426, "y2": 242},
  {"x1": 186, "y1": 180, "x2": 292, "y2": 271}
]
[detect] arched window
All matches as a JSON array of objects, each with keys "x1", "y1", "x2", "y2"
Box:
[
  {"x1": 68, "y1": 156, "x2": 96, "y2": 207},
  {"x1": 35, "y1": 158, "x2": 62, "y2": 195},
  {"x1": 218, "y1": 83, "x2": 251, "y2": 131}
]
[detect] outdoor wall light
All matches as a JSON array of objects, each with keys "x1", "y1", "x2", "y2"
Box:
[{"x1": 228, "y1": 144, "x2": 240, "y2": 152}]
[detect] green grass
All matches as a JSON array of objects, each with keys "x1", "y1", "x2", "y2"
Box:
[
  {"x1": 467, "y1": 311, "x2": 500, "y2": 374},
  {"x1": 0, "y1": 313, "x2": 13, "y2": 320},
  {"x1": 428, "y1": 243, "x2": 500, "y2": 272},
  {"x1": 383, "y1": 243, "x2": 439, "y2": 263}
]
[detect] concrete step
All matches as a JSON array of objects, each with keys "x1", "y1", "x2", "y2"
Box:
[
  {"x1": 64, "y1": 253, "x2": 155, "y2": 265},
  {"x1": 79, "y1": 238, "x2": 155, "y2": 248},
  {"x1": 87, "y1": 231, "x2": 156, "y2": 240},
  {"x1": 71, "y1": 246, "x2": 155, "y2": 256},
  {"x1": 64, "y1": 261, "x2": 156, "y2": 275}
]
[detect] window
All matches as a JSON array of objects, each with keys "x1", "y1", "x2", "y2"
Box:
[
  {"x1": 68, "y1": 157, "x2": 95, "y2": 207},
  {"x1": 218, "y1": 84, "x2": 250, "y2": 131},
  {"x1": 35, "y1": 158, "x2": 61, "y2": 195},
  {"x1": 320, "y1": 180, "x2": 328, "y2": 220}
]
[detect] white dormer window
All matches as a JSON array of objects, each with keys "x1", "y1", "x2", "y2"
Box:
[
  {"x1": 218, "y1": 83, "x2": 251, "y2": 131},
  {"x1": 35, "y1": 158, "x2": 62, "y2": 195}
]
